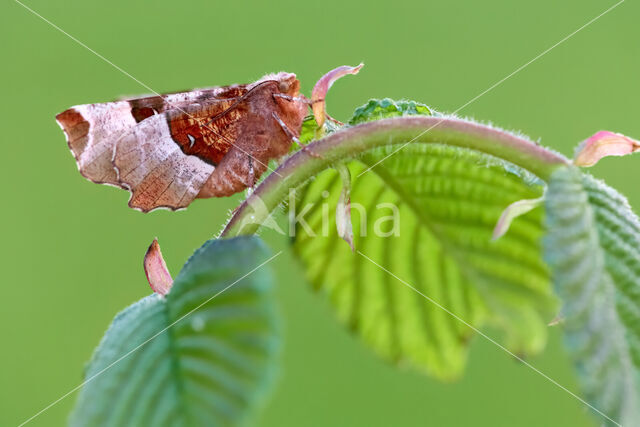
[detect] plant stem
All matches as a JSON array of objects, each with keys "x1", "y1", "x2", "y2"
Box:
[{"x1": 220, "y1": 116, "x2": 569, "y2": 237}]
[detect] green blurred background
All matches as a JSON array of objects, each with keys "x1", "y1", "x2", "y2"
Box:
[{"x1": 2, "y1": 0, "x2": 638, "y2": 425}]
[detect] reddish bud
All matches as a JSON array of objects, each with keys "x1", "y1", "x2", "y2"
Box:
[
  {"x1": 574, "y1": 130, "x2": 640, "y2": 167},
  {"x1": 312, "y1": 64, "x2": 364, "y2": 128},
  {"x1": 143, "y1": 238, "x2": 173, "y2": 296}
]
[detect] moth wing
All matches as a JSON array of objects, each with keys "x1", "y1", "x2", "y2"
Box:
[
  {"x1": 113, "y1": 113, "x2": 215, "y2": 212},
  {"x1": 56, "y1": 102, "x2": 136, "y2": 187},
  {"x1": 55, "y1": 85, "x2": 250, "y2": 188},
  {"x1": 163, "y1": 100, "x2": 245, "y2": 166}
]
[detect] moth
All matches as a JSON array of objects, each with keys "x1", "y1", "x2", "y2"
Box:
[{"x1": 56, "y1": 72, "x2": 308, "y2": 212}]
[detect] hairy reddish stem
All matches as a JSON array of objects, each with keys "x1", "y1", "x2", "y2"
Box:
[{"x1": 220, "y1": 116, "x2": 569, "y2": 237}]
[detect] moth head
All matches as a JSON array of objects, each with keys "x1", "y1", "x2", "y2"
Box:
[
  {"x1": 278, "y1": 73, "x2": 299, "y2": 94},
  {"x1": 259, "y1": 72, "x2": 300, "y2": 96}
]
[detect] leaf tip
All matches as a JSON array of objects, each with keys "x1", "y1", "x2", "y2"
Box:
[
  {"x1": 573, "y1": 130, "x2": 640, "y2": 167},
  {"x1": 144, "y1": 238, "x2": 173, "y2": 296}
]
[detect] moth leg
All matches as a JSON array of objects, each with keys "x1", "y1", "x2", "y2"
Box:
[
  {"x1": 271, "y1": 111, "x2": 299, "y2": 142},
  {"x1": 247, "y1": 155, "x2": 256, "y2": 189},
  {"x1": 271, "y1": 112, "x2": 323, "y2": 159}
]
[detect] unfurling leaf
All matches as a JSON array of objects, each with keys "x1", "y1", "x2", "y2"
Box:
[
  {"x1": 492, "y1": 196, "x2": 544, "y2": 241},
  {"x1": 573, "y1": 130, "x2": 640, "y2": 167},
  {"x1": 311, "y1": 64, "x2": 364, "y2": 128},
  {"x1": 143, "y1": 238, "x2": 173, "y2": 296}
]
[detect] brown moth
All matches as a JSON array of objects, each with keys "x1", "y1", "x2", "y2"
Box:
[{"x1": 56, "y1": 72, "x2": 308, "y2": 212}]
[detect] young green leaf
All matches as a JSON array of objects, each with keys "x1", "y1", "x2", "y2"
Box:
[
  {"x1": 69, "y1": 237, "x2": 279, "y2": 427},
  {"x1": 544, "y1": 167, "x2": 640, "y2": 426},
  {"x1": 292, "y1": 144, "x2": 555, "y2": 379},
  {"x1": 298, "y1": 98, "x2": 432, "y2": 145},
  {"x1": 222, "y1": 100, "x2": 568, "y2": 379},
  {"x1": 349, "y1": 98, "x2": 433, "y2": 125},
  {"x1": 285, "y1": 100, "x2": 557, "y2": 379},
  {"x1": 221, "y1": 100, "x2": 569, "y2": 380}
]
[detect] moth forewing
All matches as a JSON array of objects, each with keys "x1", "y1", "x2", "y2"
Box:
[{"x1": 56, "y1": 72, "x2": 308, "y2": 212}]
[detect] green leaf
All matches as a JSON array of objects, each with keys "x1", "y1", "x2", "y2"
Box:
[
  {"x1": 298, "y1": 115, "x2": 343, "y2": 145},
  {"x1": 222, "y1": 99, "x2": 567, "y2": 380},
  {"x1": 299, "y1": 115, "x2": 322, "y2": 145},
  {"x1": 287, "y1": 99, "x2": 556, "y2": 380},
  {"x1": 544, "y1": 166, "x2": 640, "y2": 426},
  {"x1": 70, "y1": 237, "x2": 279, "y2": 427},
  {"x1": 291, "y1": 145, "x2": 555, "y2": 380},
  {"x1": 298, "y1": 98, "x2": 432, "y2": 146},
  {"x1": 349, "y1": 98, "x2": 432, "y2": 125}
]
